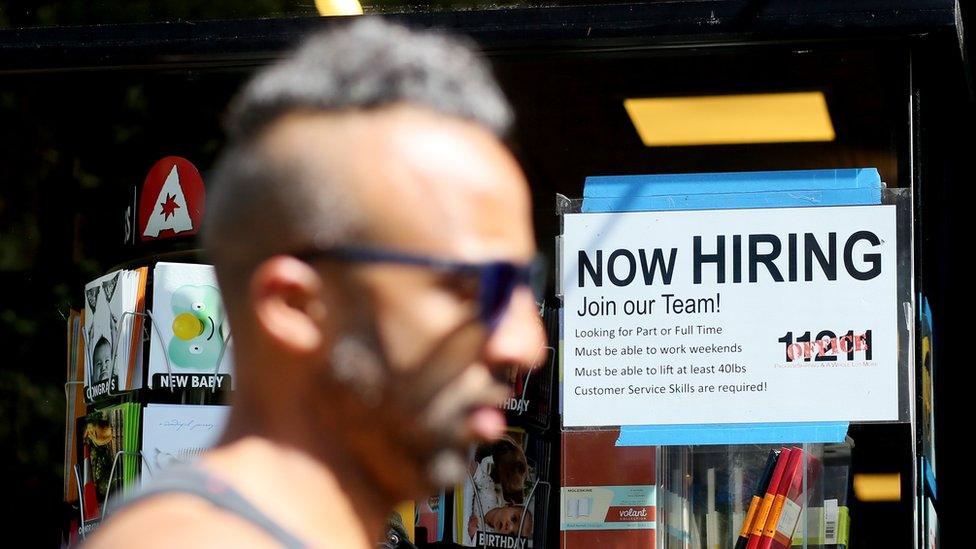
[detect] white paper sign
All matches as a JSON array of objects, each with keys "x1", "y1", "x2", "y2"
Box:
[
  {"x1": 561, "y1": 205, "x2": 899, "y2": 427},
  {"x1": 141, "y1": 404, "x2": 229, "y2": 485}
]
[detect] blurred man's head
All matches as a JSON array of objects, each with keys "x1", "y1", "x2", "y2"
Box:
[{"x1": 203, "y1": 19, "x2": 544, "y2": 502}]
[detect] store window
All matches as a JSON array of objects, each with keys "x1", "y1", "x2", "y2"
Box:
[{"x1": 1, "y1": 5, "x2": 956, "y2": 547}]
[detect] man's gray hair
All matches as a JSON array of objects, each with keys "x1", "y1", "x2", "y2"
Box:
[
  {"x1": 202, "y1": 18, "x2": 513, "y2": 301},
  {"x1": 225, "y1": 18, "x2": 512, "y2": 141}
]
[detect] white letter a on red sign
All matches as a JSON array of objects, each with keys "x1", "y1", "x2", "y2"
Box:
[{"x1": 143, "y1": 164, "x2": 194, "y2": 237}]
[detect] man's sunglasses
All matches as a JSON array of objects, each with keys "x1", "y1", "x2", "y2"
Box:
[{"x1": 293, "y1": 246, "x2": 547, "y2": 330}]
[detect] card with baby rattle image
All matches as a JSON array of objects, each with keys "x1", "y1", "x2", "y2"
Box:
[{"x1": 147, "y1": 262, "x2": 234, "y2": 390}]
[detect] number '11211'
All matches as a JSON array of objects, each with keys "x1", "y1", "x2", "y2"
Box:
[{"x1": 777, "y1": 330, "x2": 872, "y2": 362}]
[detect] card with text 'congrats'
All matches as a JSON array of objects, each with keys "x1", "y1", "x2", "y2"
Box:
[{"x1": 83, "y1": 268, "x2": 148, "y2": 402}]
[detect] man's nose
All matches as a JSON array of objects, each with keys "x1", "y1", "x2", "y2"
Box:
[{"x1": 483, "y1": 286, "x2": 547, "y2": 373}]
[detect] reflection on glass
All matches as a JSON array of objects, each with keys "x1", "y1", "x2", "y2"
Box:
[{"x1": 0, "y1": 0, "x2": 604, "y2": 29}]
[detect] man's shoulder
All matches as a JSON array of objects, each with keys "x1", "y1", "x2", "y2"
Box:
[{"x1": 85, "y1": 493, "x2": 281, "y2": 548}]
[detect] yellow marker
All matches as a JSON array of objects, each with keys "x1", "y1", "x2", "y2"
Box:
[
  {"x1": 760, "y1": 449, "x2": 803, "y2": 548},
  {"x1": 735, "y1": 449, "x2": 780, "y2": 548},
  {"x1": 747, "y1": 448, "x2": 793, "y2": 546},
  {"x1": 738, "y1": 494, "x2": 762, "y2": 538},
  {"x1": 750, "y1": 492, "x2": 776, "y2": 538},
  {"x1": 763, "y1": 494, "x2": 787, "y2": 537}
]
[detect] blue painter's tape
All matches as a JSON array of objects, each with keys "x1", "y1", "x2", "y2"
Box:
[
  {"x1": 573, "y1": 168, "x2": 883, "y2": 446},
  {"x1": 583, "y1": 168, "x2": 881, "y2": 198},
  {"x1": 615, "y1": 422, "x2": 849, "y2": 446},
  {"x1": 581, "y1": 187, "x2": 881, "y2": 213},
  {"x1": 582, "y1": 168, "x2": 881, "y2": 213}
]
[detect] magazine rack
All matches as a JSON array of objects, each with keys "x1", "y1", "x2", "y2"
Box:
[
  {"x1": 64, "y1": 273, "x2": 558, "y2": 549},
  {"x1": 63, "y1": 256, "x2": 233, "y2": 546}
]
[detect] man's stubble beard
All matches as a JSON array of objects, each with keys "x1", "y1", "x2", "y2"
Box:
[{"x1": 327, "y1": 331, "x2": 471, "y2": 491}]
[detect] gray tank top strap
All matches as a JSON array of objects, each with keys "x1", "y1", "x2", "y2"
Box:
[{"x1": 122, "y1": 467, "x2": 307, "y2": 549}]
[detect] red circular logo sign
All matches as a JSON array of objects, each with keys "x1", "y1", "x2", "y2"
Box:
[{"x1": 138, "y1": 156, "x2": 205, "y2": 242}]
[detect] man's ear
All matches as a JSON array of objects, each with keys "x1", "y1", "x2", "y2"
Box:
[{"x1": 250, "y1": 256, "x2": 330, "y2": 358}]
